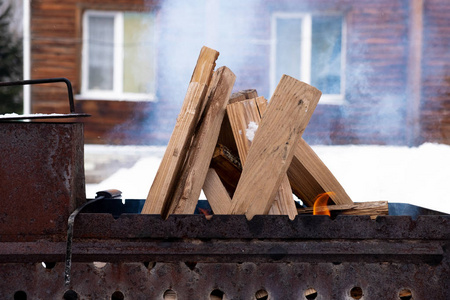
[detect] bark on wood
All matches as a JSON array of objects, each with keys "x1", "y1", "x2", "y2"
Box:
[
  {"x1": 230, "y1": 76, "x2": 322, "y2": 219},
  {"x1": 168, "y1": 66, "x2": 236, "y2": 215},
  {"x1": 141, "y1": 46, "x2": 219, "y2": 215}
]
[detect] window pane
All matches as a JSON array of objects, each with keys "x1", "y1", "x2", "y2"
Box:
[
  {"x1": 276, "y1": 18, "x2": 302, "y2": 84},
  {"x1": 123, "y1": 12, "x2": 156, "y2": 94},
  {"x1": 311, "y1": 16, "x2": 342, "y2": 94},
  {"x1": 88, "y1": 15, "x2": 114, "y2": 91}
]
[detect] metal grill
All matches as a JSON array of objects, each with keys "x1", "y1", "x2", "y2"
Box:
[
  {"x1": 0, "y1": 92, "x2": 448, "y2": 299},
  {"x1": 0, "y1": 212, "x2": 448, "y2": 299}
]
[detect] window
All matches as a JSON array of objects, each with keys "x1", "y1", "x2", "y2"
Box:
[
  {"x1": 81, "y1": 10, "x2": 156, "y2": 101},
  {"x1": 271, "y1": 13, "x2": 345, "y2": 104}
]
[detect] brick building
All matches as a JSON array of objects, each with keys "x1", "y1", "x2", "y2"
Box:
[{"x1": 26, "y1": 0, "x2": 450, "y2": 146}]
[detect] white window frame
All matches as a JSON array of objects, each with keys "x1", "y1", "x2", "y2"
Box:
[
  {"x1": 79, "y1": 10, "x2": 156, "y2": 101},
  {"x1": 270, "y1": 12, "x2": 347, "y2": 105}
]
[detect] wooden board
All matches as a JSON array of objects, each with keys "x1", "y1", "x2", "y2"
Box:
[
  {"x1": 210, "y1": 143, "x2": 242, "y2": 194},
  {"x1": 217, "y1": 89, "x2": 259, "y2": 155},
  {"x1": 203, "y1": 168, "x2": 232, "y2": 214},
  {"x1": 229, "y1": 89, "x2": 258, "y2": 104},
  {"x1": 227, "y1": 97, "x2": 297, "y2": 218},
  {"x1": 168, "y1": 66, "x2": 236, "y2": 215},
  {"x1": 288, "y1": 138, "x2": 353, "y2": 206},
  {"x1": 141, "y1": 46, "x2": 219, "y2": 215},
  {"x1": 229, "y1": 76, "x2": 322, "y2": 219},
  {"x1": 297, "y1": 201, "x2": 388, "y2": 220},
  {"x1": 253, "y1": 97, "x2": 298, "y2": 219},
  {"x1": 226, "y1": 98, "x2": 262, "y2": 166}
]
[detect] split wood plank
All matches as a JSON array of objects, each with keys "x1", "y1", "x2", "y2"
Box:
[
  {"x1": 229, "y1": 89, "x2": 258, "y2": 104},
  {"x1": 227, "y1": 97, "x2": 294, "y2": 218},
  {"x1": 288, "y1": 138, "x2": 353, "y2": 206},
  {"x1": 210, "y1": 143, "x2": 242, "y2": 194},
  {"x1": 297, "y1": 201, "x2": 388, "y2": 219},
  {"x1": 203, "y1": 90, "x2": 259, "y2": 215},
  {"x1": 258, "y1": 93, "x2": 352, "y2": 207},
  {"x1": 226, "y1": 97, "x2": 261, "y2": 166},
  {"x1": 141, "y1": 46, "x2": 219, "y2": 215},
  {"x1": 215, "y1": 92, "x2": 352, "y2": 209},
  {"x1": 206, "y1": 97, "x2": 291, "y2": 216},
  {"x1": 202, "y1": 99, "x2": 258, "y2": 215},
  {"x1": 230, "y1": 76, "x2": 322, "y2": 219},
  {"x1": 252, "y1": 97, "x2": 298, "y2": 219},
  {"x1": 203, "y1": 168, "x2": 232, "y2": 214},
  {"x1": 217, "y1": 89, "x2": 259, "y2": 155},
  {"x1": 168, "y1": 66, "x2": 236, "y2": 216}
]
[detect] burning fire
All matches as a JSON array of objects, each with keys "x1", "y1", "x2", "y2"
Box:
[
  {"x1": 313, "y1": 192, "x2": 335, "y2": 216},
  {"x1": 198, "y1": 207, "x2": 213, "y2": 220}
]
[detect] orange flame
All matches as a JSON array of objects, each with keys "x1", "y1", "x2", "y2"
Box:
[
  {"x1": 313, "y1": 192, "x2": 335, "y2": 216},
  {"x1": 198, "y1": 208, "x2": 213, "y2": 220}
]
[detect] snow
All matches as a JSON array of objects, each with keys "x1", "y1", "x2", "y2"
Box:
[
  {"x1": 85, "y1": 143, "x2": 450, "y2": 214},
  {"x1": 0, "y1": 112, "x2": 63, "y2": 119},
  {"x1": 246, "y1": 121, "x2": 258, "y2": 142}
]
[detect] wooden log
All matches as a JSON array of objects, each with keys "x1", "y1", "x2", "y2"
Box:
[
  {"x1": 169, "y1": 66, "x2": 236, "y2": 215},
  {"x1": 297, "y1": 201, "x2": 388, "y2": 220},
  {"x1": 230, "y1": 76, "x2": 322, "y2": 219},
  {"x1": 288, "y1": 138, "x2": 353, "y2": 206},
  {"x1": 141, "y1": 46, "x2": 219, "y2": 215}
]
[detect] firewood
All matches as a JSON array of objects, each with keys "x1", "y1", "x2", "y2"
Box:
[
  {"x1": 253, "y1": 96, "x2": 298, "y2": 219},
  {"x1": 210, "y1": 144, "x2": 242, "y2": 194},
  {"x1": 142, "y1": 46, "x2": 219, "y2": 215},
  {"x1": 288, "y1": 138, "x2": 353, "y2": 206},
  {"x1": 297, "y1": 201, "x2": 388, "y2": 219},
  {"x1": 229, "y1": 89, "x2": 258, "y2": 104},
  {"x1": 203, "y1": 168, "x2": 232, "y2": 214},
  {"x1": 228, "y1": 92, "x2": 246, "y2": 103},
  {"x1": 216, "y1": 112, "x2": 238, "y2": 155},
  {"x1": 210, "y1": 89, "x2": 261, "y2": 198},
  {"x1": 168, "y1": 66, "x2": 236, "y2": 216},
  {"x1": 258, "y1": 89, "x2": 352, "y2": 207},
  {"x1": 226, "y1": 97, "x2": 297, "y2": 219},
  {"x1": 217, "y1": 89, "x2": 259, "y2": 156},
  {"x1": 230, "y1": 76, "x2": 322, "y2": 219},
  {"x1": 226, "y1": 97, "x2": 261, "y2": 166},
  {"x1": 208, "y1": 90, "x2": 350, "y2": 213}
]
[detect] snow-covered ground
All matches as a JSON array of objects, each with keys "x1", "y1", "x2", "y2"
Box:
[{"x1": 85, "y1": 143, "x2": 450, "y2": 214}]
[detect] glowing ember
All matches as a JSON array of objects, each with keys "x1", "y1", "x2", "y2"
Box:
[{"x1": 313, "y1": 192, "x2": 335, "y2": 216}]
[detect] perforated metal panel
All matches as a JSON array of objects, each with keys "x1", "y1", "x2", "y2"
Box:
[{"x1": 0, "y1": 214, "x2": 448, "y2": 299}]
